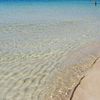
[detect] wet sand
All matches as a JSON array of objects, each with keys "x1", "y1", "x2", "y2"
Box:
[
  {"x1": 0, "y1": 21, "x2": 100, "y2": 100},
  {"x1": 72, "y1": 58, "x2": 100, "y2": 100}
]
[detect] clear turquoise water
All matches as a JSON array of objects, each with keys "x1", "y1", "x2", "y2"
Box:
[
  {"x1": 0, "y1": 0, "x2": 100, "y2": 24},
  {"x1": 0, "y1": 1, "x2": 100, "y2": 100}
]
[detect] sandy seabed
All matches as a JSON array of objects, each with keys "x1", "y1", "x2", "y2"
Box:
[{"x1": 0, "y1": 20, "x2": 100, "y2": 100}]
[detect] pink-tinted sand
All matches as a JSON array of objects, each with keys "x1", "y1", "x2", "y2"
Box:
[{"x1": 72, "y1": 58, "x2": 100, "y2": 100}]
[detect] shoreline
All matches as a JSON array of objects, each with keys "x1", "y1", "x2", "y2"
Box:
[
  {"x1": 0, "y1": 21, "x2": 100, "y2": 100},
  {"x1": 0, "y1": 40, "x2": 100, "y2": 100},
  {"x1": 39, "y1": 41, "x2": 100, "y2": 100},
  {"x1": 71, "y1": 57, "x2": 100, "y2": 100}
]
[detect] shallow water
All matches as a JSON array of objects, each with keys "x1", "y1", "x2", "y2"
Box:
[
  {"x1": 0, "y1": 0, "x2": 100, "y2": 24},
  {"x1": 0, "y1": 1, "x2": 100, "y2": 100}
]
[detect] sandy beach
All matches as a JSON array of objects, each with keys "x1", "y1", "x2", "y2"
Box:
[
  {"x1": 72, "y1": 58, "x2": 100, "y2": 100},
  {"x1": 0, "y1": 1, "x2": 100, "y2": 100},
  {"x1": 0, "y1": 21, "x2": 100, "y2": 100}
]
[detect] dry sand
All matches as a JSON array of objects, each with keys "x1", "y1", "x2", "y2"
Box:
[{"x1": 72, "y1": 58, "x2": 100, "y2": 100}]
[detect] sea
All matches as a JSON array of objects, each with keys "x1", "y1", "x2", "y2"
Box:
[{"x1": 0, "y1": 0, "x2": 100, "y2": 100}]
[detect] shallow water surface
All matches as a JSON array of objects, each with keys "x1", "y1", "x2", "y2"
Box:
[{"x1": 0, "y1": 1, "x2": 100, "y2": 100}]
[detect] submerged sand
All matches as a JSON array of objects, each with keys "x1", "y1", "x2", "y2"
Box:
[{"x1": 0, "y1": 21, "x2": 100, "y2": 100}]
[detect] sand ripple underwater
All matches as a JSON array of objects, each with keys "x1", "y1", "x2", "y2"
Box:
[{"x1": 0, "y1": 21, "x2": 100, "y2": 100}]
